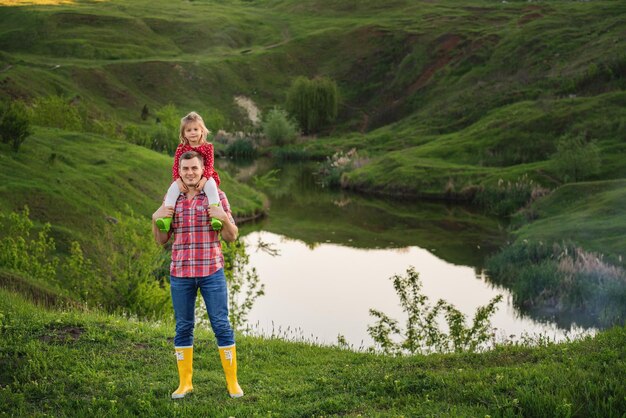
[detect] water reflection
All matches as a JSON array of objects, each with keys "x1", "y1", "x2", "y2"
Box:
[
  {"x1": 219, "y1": 159, "x2": 594, "y2": 347},
  {"x1": 241, "y1": 231, "x2": 591, "y2": 347}
]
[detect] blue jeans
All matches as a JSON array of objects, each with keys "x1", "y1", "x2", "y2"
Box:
[{"x1": 170, "y1": 269, "x2": 235, "y2": 348}]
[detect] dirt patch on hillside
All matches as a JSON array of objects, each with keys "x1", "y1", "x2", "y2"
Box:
[
  {"x1": 40, "y1": 325, "x2": 84, "y2": 344},
  {"x1": 234, "y1": 96, "x2": 261, "y2": 125},
  {"x1": 406, "y1": 34, "x2": 463, "y2": 96},
  {"x1": 73, "y1": 68, "x2": 137, "y2": 108},
  {"x1": 518, "y1": 13, "x2": 543, "y2": 26}
]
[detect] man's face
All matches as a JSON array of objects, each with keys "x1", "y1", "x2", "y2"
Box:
[{"x1": 179, "y1": 157, "x2": 203, "y2": 187}]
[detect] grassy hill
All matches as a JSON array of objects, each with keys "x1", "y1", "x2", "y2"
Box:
[
  {"x1": 0, "y1": 128, "x2": 267, "y2": 257},
  {"x1": 1, "y1": 287, "x2": 625, "y2": 417},
  {"x1": 2, "y1": 0, "x2": 624, "y2": 226},
  {"x1": 514, "y1": 179, "x2": 626, "y2": 260}
]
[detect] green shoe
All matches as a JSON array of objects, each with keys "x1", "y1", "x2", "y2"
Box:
[
  {"x1": 210, "y1": 203, "x2": 223, "y2": 231},
  {"x1": 211, "y1": 218, "x2": 223, "y2": 231},
  {"x1": 156, "y1": 217, "x2": 172, "y2": 232}
]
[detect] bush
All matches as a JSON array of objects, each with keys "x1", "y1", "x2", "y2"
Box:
[
  {"x1": 123, "y1": 124, "x2": 151, "y2": 147},
  {"x1": 368, "y1": 266, "x2": 502, "y2": 355},
  {"x1": 317, "y1": 148, "x2": 361, "y2": 188},
  {"x1": 203, "y1": 108, "x2": 228, "y2": 133},
  {"x1": 60, "y1": 241, "x2": 103, "y2": 302},
  {"x1": 30, "y1": 96, "x2": 83, "y2": 131},
  {"x1": 221, "y1": 238, "x2": 265, "y2": 330},
  {"x1": 286, "y1": 76, "x2": 338, "y2": 134},
  {"x1": 262, "y1": 107, "x2": 298, "y2": 146},
  {"x1": 225, "y1": 137, "x2": 257, "y2": 159},
  {"x1": 0, "y1": 207, "x2": 58, "y2": 282},
  {"x1": 0, "y1": 100, "x2": 32, "y2": 152},
  {"x1": 150, "y1": 123, "x2": 177, "y2": 154},
  {"x1": 474, "y1": 174, "x2": 549, "y2": 216},
  {"x1": 0, "y1": 207, "x2": 171, "y2": 318},
  {"x1": 101, "y1": 207, "x2": 172, "y2": 318},
  {"x1": 552, "y1": 133, "x2": 601, "y2": 182}
]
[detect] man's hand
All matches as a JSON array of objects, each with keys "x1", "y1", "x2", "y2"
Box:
[
  {"x1": 152, "y1": 205, "x2": 174, "y2": 245},
  {"x1": 196, "y1": 176, "x2": 207, "y2": 191},
  {"x1": 176, "y1": 177, "x2": 189, "y2": 194},
  {"x1": 208, "y1": 204, "x2": 227, "y2": 222},
  {"x1": 153, "y1": 205, "x2": 174, "y2": 222}
]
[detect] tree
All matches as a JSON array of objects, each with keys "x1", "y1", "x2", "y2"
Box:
[
  {"x1": 0, "y1": 100, "x2": 32, "y2": 152},
  {"x1": 286, "y1": 76, "x2": 338, "y2": 134}
]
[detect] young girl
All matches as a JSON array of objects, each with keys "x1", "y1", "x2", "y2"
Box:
[{"x1": 155, "y1": 111, "x2": 223, "y2": 232}]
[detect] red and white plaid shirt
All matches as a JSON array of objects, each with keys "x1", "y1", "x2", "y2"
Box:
[{"x1": 169, "y1": 190, "x2": 235, "y2": 278}]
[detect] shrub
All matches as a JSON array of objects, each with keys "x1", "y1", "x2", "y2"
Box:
[
  {"x1": 262, "y1": 107, "x2": 298, "y2": 146},
  {"x1": 60, "y1": 241, "x2": 103, "y2": 302},
  {"x1": 30, "y1": 96, "x2": 83, "y2": 131},
  {"x1": 225, "y1": 137, "x2": 257, "y2": 159},
  {"x1": 317, "y1": 148, "x2": 362, "y2": 188},
  {"x1": 474, "y1": 174, "x2": 549, "y2": 216},
  {"x1": 150, "y1": 123, "x2": 177, "y2": 154},
  {"x1": 101, "y1": 207, "x2": 172, "y2": 318},
  {"x1": 552, "y1": 133, "x2": 601, "y2": 183},
  {"x1": 0, "y1": 207, "x2": 58, "y2": 282},
  {"x1": 368, "y1": 266, "x2": 502, "y2": 355},
  {"x1": 286, "y1": 76, "x2": 338, "y2": 134},
  {"x1": 0, "y1": 100, "x2": 32, "y2": 152},
  {"x1": 203, "y1": 108, "x2": 228, "y2": 133},
  {"x1": 123, "y1": 124, "x2": 151, "y2": 147},
  {"x1": 221, "y1": 238, "x2": 265, "y2": 330}
]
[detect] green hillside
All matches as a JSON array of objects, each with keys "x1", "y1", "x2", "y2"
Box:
[
  {"x1": 515, "y1": 179, "x2": 626, "y2": 260},
  {"x1": 0, "y1": 128, "x2": 266, "y2": 255},
  {"x1": 1, "y1": 0, "x2": 624, "y2": 212}
]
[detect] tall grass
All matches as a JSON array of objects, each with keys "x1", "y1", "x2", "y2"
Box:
[{"x1": 486, "y1": 240, "x2": 626, "y2": 328}]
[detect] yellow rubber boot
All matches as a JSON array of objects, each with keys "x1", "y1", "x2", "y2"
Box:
[
  {"x1": 219, "y1": 345, "x2": 243, "y2": 398},
  {"x1": 171, "y1": 347, "x2": 193, "y2": 399}
]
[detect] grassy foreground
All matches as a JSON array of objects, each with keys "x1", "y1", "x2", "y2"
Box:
[{"x1": 1, "y1": 288, "x2": 625, "y2": 417}]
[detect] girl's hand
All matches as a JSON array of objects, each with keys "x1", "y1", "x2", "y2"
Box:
[
  {"x1": 176, "y1": 177, "x2": 189, "y2": 193},
  {"x1": 196, "y1": 176, "x2": 207, "y2": 191}
]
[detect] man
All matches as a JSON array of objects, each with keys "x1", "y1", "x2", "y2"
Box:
[{"x1": 152, "y1": 150, "x2": 243, "y2": 399}]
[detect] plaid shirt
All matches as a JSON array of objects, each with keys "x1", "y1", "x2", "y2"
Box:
[{"x1": 169, "y1": 190, "x2": 235, "y2": 278}]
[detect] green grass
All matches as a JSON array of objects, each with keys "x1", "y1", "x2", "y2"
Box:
[
  {"x1": 1, "y1": 287, "x2": 625, "y2": 417},
  {"x1": 514, "y1": 179, "x2": 626, "y2": 261}
]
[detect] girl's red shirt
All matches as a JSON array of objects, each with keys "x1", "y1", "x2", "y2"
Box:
[{"x1": 172, "y1": 142, "x2": 220, "y2": 186}]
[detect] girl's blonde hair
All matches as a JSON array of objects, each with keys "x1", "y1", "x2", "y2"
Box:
[{"x1": 179, "y1": 111, "x2": 211, "y2": 144}]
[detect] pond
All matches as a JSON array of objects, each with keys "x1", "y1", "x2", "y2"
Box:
[{"x1": 221, "y1": 159, "x2": 593, "y2": 349}]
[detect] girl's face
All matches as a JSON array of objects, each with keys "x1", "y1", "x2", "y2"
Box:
[{"x1": 184, "y1": 121, "x2": 204, "y2": 146}]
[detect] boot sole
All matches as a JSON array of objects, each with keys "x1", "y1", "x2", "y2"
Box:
[{"x1": 171, "y1": 390, "x2": 193, "y2": 399}]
